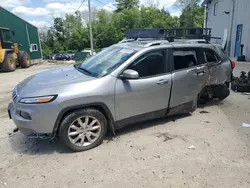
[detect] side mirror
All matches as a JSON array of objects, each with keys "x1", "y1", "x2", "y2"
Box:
[
  {"x1": 120, "y1": 69, "x2": 139, "y2": 79},
  {"x1": 12, "y1": 31, "x2": 15, "y2": 36}
]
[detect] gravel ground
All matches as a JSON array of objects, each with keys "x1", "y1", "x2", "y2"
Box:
[{"x1": 0, "y1": 62, "x2": 250, "y2": 188}]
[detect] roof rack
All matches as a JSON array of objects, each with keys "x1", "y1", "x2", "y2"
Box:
[{"x1": 125, "y1": 28, "x2": 212, "y2": 42}]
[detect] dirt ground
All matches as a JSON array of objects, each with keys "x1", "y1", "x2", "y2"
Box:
[{"x1": 0, "y1": 62, "x2": 250, "y2": 188}]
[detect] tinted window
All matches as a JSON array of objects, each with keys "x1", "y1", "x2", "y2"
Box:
[
  {"x1": 204, "y1": 51, "x2": 218, "y2": 63},
  {"x1": 128, "y1": 50, "x2": 166, "y2": 78},
  {"x1": 173, "y1": 50, "x2": 198, "y2": 70}
]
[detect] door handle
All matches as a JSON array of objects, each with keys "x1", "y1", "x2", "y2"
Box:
[{"x1": 157, "y1": 79, "x2": 168, "y2": 85}]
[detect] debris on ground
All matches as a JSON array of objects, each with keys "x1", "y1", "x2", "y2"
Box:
[
  {"x1": 188, "y1": 145, "x2": 196, "y2": 150},
  {"x1": 0, "y1": 180, "x2": 7, "y2": 187},
  {"x1": 242, "y1": 123, "x2": 250, "y2": 128},
  {"x1": 231, "y1": 71, "x2": 250, "y2": 92},
  {"x1": 200, "y1": 110, "x2": 210, "y2": 114},
  {"x1": 156, "y1": 132, "x2": 174, "y2": 142},
  {"x1": 8, "y1": 127, "x2": 19, "y2": 137},
  {"x1": 171, "y1": 118, "x2": 176, "y2": 122},
  {"x1": 156, "y1": 132, "x2": 187, "y2": 142}
]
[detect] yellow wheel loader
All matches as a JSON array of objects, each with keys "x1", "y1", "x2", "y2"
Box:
[{"x1": 0, "y1": 27, "x2": 31, "y2": 72}]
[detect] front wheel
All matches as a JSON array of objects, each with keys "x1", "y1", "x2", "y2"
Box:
[
  {"x1": 59, "y1": 108, "x2": 107, "y2": 152},
  {"x1": 2, "y1": 53, "x2": 16, "y2": 72}
]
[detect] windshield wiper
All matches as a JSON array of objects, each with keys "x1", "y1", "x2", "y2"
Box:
[
  {"x1": 78, "y1": 67, "x2": 93, "y2": 75},
  {"x1": 75, "y1": 65, "x2": 94, "y2": 76}
]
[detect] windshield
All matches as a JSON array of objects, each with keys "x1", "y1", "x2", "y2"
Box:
[
  {"x1": 77, "y1": 46, "x2": 137, "y2": 77},
  {"x1": 1, "y1": 30, "x2": 12, "y2": 42}
]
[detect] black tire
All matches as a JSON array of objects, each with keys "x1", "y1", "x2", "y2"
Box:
[
  {"x1": 231, "y1": 80, "x2": 239, "y2": 91},
  {"x1": 212, "y1": 85, "x2": 230, "y2": 101},
  {"x1": 59, "y1": 108, "x2": 107, "y2": 152},
  {"x1": 2, "y1": 53, "x2": 16, "y2": 72},
  {"x1": 18, "y1": 51, "x2": 31, "y2": 68},
  {"x1": 231, "y1": 79, "x2": 250, "y2": 92}
]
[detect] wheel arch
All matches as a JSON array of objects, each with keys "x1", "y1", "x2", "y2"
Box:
[
  {"x1": 0, "y1": 49, "x2": 13, "y2": 63},
  {"x1": 18, "y1": 50, "x2": 25, "y2": 57},
  {"x1": 52, "y1": 103, "x2": 116, "y2": 137}
]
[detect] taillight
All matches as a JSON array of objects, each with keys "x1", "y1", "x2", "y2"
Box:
[{"x1": 231, "y1": 61, "x2": 236, "y2": 69}]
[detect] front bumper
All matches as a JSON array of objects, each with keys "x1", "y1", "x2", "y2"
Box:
[{"x1": 8, "y1": 100, "x2": 62, "y2": 135}]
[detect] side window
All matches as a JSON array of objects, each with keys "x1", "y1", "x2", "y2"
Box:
[
  {"x1": 204, "y1": 50, "x2": 219, "y2": 63},
  {"x1": 128, "y1": 50, "x2": 166, "y2": 78},
  {"x1": 173, "y1": 49, "x2": 198, "y2": 70}
]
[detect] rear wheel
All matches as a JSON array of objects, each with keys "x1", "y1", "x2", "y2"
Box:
[
  {"x1": 212, "y1": 85, "x2": 230, "y2": 101},
  {"x1": 18, "y1": 51, "x2": 31, "y2": 68},
  {"x1": 59, "y1": 108, "x2": 107, "y2": 152},
  {"x1": 2, "y1": 53, "x2": 16, "y2": 72}
]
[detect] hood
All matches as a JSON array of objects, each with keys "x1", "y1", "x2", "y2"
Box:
[{"x1": 17, "y1": 65, "x2": 96, "y2": 97}]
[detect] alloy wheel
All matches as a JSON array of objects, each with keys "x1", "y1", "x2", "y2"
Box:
[{"x1": 68, "y1": 116, "x2": 101, "y2": 147}]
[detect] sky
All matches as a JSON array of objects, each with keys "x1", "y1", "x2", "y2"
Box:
[{"x1": 0, "y1": 0, "x2": 181, "y2": 28}]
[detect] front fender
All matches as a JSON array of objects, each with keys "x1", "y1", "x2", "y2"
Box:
[
  {"x1": 0, "y1": 49, "x2": 14, "y2": 63},
  {"x1": 0, "y1": 49, "x2": 7, "y2": 63}
]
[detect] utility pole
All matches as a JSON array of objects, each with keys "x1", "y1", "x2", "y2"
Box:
[
  {"x1": 88, "y1": 0, "x2": 94, "y2": 55},
  {"x1": 203, "y1": 3, "x2": 207, "y2": 28}
]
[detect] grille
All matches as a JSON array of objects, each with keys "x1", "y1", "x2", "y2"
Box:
[{"x1": 12, "y1": 90, "x2": 18, "y2": 101}]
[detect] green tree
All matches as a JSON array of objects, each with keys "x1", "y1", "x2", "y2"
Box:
[
  {"x1": 115, "y1": 0, "x2": 139, "y2": 12},
  {"x1": 176, "y1": 0, "x2": 204, "y2": 28},
  {"x1": 92, "y1": 10, "x2": 118, "y2": 48},
  {"x1": 41, "y1": 4, "x2": 200, "y2": 54},
  {"x1": 64, "y1": 14, "x2": 89, "y2": 51},
  {"x1": 113, "y1": 9, "x2": 140, "y2": 35},
  {"x1": 140, "y1": 6, "x2": 180, "y2": 28}
]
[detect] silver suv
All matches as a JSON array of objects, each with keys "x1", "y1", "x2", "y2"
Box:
[{"x1": 8, "y1": 39, "x2": 234, "y2": 151}]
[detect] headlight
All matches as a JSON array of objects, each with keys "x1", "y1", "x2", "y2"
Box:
[{"x1": 19, "y1": 95, "x2": 57, "y2": 104}]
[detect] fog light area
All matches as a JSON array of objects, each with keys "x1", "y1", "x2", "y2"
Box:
[{"x1": 20, "y1": 111, "x2": 31, "y2": 120}]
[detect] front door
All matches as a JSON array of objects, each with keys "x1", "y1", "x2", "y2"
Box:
[
  {"x1": 234, "y1": 24, "x2": 243, "y2": 57},
  {"x1": 115, "y1": 49, "x2": 171, "y2": 126},
  {"x1": 169, "y1": 48, "x2": 209, "y2": 113}
]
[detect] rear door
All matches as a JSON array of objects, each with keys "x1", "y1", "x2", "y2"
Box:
[{"x1": 169, "y1": 47, "x2": 209, "y2": 113}]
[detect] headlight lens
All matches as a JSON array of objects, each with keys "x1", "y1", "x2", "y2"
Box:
[{"x1": 19, "y1": 95, "x2": 57, "y2": 104}]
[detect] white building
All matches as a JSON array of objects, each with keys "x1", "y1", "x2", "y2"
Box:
[{"x1": 203, "y1": 0, "x2": 250, "y2": 59}]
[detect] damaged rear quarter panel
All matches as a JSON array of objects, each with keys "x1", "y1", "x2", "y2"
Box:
[{"x1": 208, "y1": 60, "x2": 232, "y2": 85}]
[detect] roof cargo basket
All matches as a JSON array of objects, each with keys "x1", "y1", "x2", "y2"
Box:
[{"x1": 125, "y1": 28, "x2": 212, "y2": 42}]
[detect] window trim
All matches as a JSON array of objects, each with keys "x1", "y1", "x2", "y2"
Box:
[
  {"x1": 214, "y1": 2, "x2": 218, "y2": 16},
  {"x1": 119, "y1": 48, "x2": 170, "y2": 79},
  {"x1": 203, "y1": 48, "x2": 221, "y2": 66},
  {"x1": 171, "y1": 47, "x2": 204, "y2": 72}
]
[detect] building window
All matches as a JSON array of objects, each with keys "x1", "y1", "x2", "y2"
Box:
[
  {"x1": 214, "y1": 2, "x2": 218, "y2": 16},
  {"x1": 30, "y1": 44, "x2": 38, "y2": 52}
]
